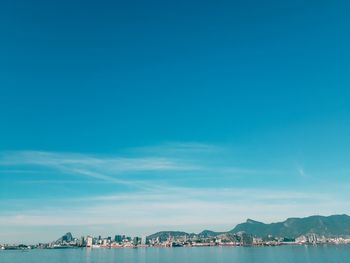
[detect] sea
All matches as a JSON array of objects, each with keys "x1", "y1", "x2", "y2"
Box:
[{"x1": 1, "y1": 245, "x2": 350, "y2": 263}]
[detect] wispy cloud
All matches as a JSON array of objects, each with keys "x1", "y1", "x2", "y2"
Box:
[
  {"x1": 296, "y1": 165, "x2": 307, "y2": 178},
  {"x1": 2, "y1": 142, "x2": 330, "y2": 243},
  {"x1": 0, "y1": 150, "x2": 199, "y2": 172},
  {"x1": 0, "y1": 149, "x2": 202, "y2": 189},
  {"x1": 0, "y1": 186, "x2": 346, "y2": 233},
  {"x1": 0, "y1": 143, "x2": 281, "y2": 189}
]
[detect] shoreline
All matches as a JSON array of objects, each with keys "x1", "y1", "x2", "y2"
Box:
[{"x1": 2, "y1": 243, "x2": 350, "y2": 251}]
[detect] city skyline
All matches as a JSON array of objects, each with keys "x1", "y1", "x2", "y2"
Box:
[
  {"x1": 1, "y1": 0, "x2": 350, "y2": 243},
  {"x1": 3, "y1": 214, "x2": 350, "y2": 248}
]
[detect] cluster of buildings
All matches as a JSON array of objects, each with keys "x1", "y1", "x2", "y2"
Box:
[
  {"x1": 2, "y1": 233, "x2": 350, "y2": 250},
  {"x1": 146, "y1": 232, "x2": 255, "y2": 247},
  {"x1": 295, "y1": 234, "x2": 350, "y2": 245},
  {"x1": 148, "y1": 236, "x2": 350, "y2": 247},
  {"x1": 84, "y1": 234, "x2": 143, "y2": 248},
  {"x1": 1, "y1": 244, "x2": 31, "y2": 250},
  {"x1": 0, "y1": 233, "x2": 144, "y2": 250},
  {"x1": 46, "y1": 233, "x2": 144, "y2": 249},
  {"x1": 144, "y1": 232, "x2": 350, "y2": 247}
]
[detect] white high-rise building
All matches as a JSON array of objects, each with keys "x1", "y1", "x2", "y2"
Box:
[{"x1": 86, "y1": 236, "x2": 93, "y2": 247}]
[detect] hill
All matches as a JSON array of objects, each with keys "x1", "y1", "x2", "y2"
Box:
[
  {"x1": 147, "y1": 214, "x2": 350, "y2": 240},
  {"x1": 230, "y1": 214, "x2": 350, "y2": 238}
]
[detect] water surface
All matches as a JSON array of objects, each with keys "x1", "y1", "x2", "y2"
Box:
[{"x1": 1, "y1": 246, "x2": 350, "y2": 263}]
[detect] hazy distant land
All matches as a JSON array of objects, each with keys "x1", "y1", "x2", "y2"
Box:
[{"x1": 2, "y1": 214, "x2": 350, "y2": 250}]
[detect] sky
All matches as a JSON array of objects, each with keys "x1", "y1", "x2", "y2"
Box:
[{"x1": 1, "y1": 0, "x2": 350, "y2": 243}]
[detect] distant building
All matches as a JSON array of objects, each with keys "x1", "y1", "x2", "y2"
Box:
[
  {"x1": 115, "y1": 235, "x2": 123, "y2": 243},
  {"x1": 133, "y1": 237, "x2": 142, "y2": 245},
  {"x1": 79, "y1": 236, "x2": 85, "y2": 247},
  {"x1": 86, "y1": 236, "x2": 93, "y2": 247}
]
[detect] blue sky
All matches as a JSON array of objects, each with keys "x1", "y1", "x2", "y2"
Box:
[{"x1": 1, "y1": 0, "x2": 350, "y2": 243}]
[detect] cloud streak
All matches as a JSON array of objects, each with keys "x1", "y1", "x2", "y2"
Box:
[
  {"x1": 1, "y1": 142, "x2": 340, "y2": 243},
  {"x1": 0, "y1": 186, "x2": 346, "y2": 236},
  {"x1": 0, "y1": 144, "x2": 282, "y2": 190},
  {"x1": 0, "y1": 149, "x2": 203, "y2": 189}
]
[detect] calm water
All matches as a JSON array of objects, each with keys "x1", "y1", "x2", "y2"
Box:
[{"x1": 1, "y1": 246, "x2": 350, "y2": 263}]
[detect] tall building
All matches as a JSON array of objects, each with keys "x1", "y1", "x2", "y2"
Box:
[
  {"x1": 115, "y1": 235, "x2": 123, "y2": 243},
  {"x1": 79, "y1": 236, "x2": 85, "y2": 247},
  {"x1": 133, "y1": 237, "x2": 142, "y2": 245},
  {"x1": 86, "y1": 236, "x2": 93, "y2": 247}
]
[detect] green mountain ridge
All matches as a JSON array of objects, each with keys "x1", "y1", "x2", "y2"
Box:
[
  {"x1": 231, "y1": 214, "x2": 350, "y2": 238},
  {"x1": 147, "y1": 214, "x2": 350, "y2": 240}
]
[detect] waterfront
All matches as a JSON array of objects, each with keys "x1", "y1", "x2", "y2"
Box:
[{"x1": 1, "y1": 246, "x2": 350, "y2": 263}]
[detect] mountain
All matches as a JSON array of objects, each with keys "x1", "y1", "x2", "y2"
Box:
[
  {"x1": 230, "y1": 214, "x2": 350, "y2": 238},
  {"x1": 147, "y1": 214, "x2": 350, "y2": 240},
  {"x1": 55, "y1": 232, "x2": 74, "y2": 244}
]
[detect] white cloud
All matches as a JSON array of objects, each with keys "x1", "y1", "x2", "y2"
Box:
[
  {"x1": 0, "y1": 186, "x2": 343, "y2": 228},
  {"x1": 1, "y1": 143, "x2": 343, "y2": 243},
  {"x1": 0, "y1": 150, "x2": 202, "y2": 189}
]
